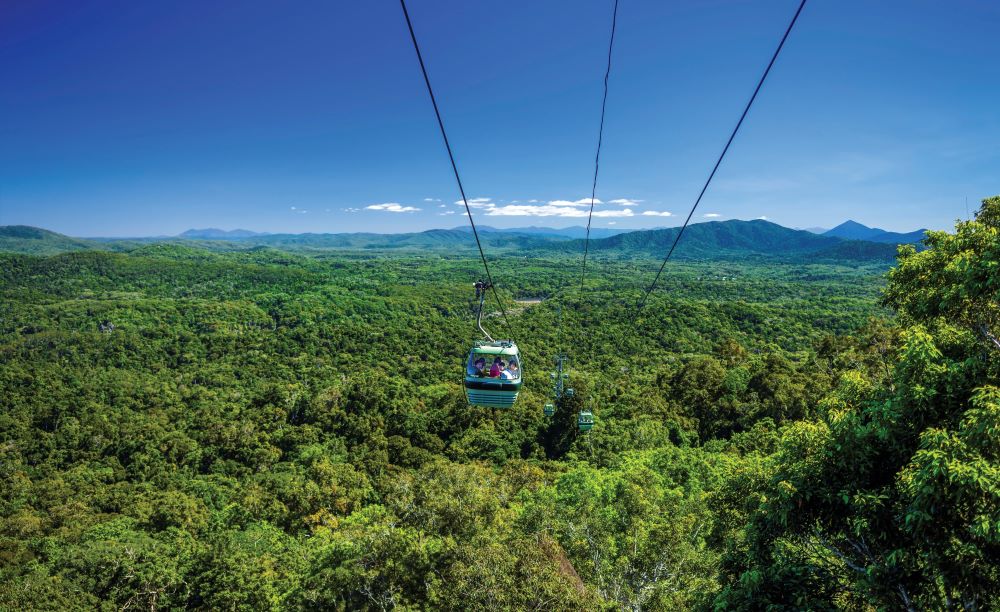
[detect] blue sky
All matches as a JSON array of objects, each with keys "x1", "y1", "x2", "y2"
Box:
[{"x1": 1, "y1": 0, "x2": 997, "y2": 236}]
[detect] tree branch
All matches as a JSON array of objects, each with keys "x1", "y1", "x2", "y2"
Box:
[{"x1": 978, "y1": 324, "x2": 1000, "y2": 352}]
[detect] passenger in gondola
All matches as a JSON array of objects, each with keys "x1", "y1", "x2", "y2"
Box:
[
  {"x1": 470, "y1": 356, "x2": 487, "y2": 376},
  {"x1": 489, "y1": 357, "x2": 503, "y2": 378},
  {"x1": 505, "y1": 360, "x2": 519, "y2": 380},
  {"x1": 501, "y1": 361, "x2": 516, "y2": 380}
]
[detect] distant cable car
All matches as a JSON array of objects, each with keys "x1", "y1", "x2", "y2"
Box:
[
  {"x1": 543, "y1": 353, "x2": 573, "y2": 416},
  {"x1": 577, "y1": 410, "x2": 594, "y2": 432},
  {"x1": 465, "y1": 280, "x2": 522, "y2": 409}
]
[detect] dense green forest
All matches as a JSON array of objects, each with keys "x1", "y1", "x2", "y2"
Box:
[{"x1": 1, "y1": 199, "x2": 997, "y2": 610}]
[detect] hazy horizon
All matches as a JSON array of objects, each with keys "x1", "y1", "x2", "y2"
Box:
[{"x1": 4, "y1": 215, "x2": 938, "y2": 240}]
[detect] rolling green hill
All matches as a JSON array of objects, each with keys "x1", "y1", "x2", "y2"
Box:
[
  {"x1": 0, "y1": 225, "x2": 105, "y2": 255},
  {"x1": 542, "y1": 219, "x2": 901, "y2": 261},
  {"x1": 239, "y1": 228, "x2": 569, "y2": 251}
]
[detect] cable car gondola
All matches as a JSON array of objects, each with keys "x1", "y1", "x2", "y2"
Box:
[
  {"x1": 465, "y1": 280, "x2": 522, "y2": 409},
  {"x1": 465, "y1": 340, "x2": 522, "y2": 408}
]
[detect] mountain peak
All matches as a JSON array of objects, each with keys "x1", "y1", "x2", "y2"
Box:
[
  {"x1": 835, "y1": 220, "x2": 868, "y2": 229},
  {"x1": 824, "y1": 220, "x2": 926, "y2": 245},
  {"x1": 824, "y1": 220, "x2": 887, "y2": 241}
]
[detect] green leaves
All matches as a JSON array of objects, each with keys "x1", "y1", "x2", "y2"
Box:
[
  {"x1": 886, "y1": 195, "x2": 1000, "y2": 352},
  {"x1": 715, "y1": 200, "x2": 1000, "y2": 609}
]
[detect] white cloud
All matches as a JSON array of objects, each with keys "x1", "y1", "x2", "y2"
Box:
[
  {"x1": 485, "y1": 204, "x2": 634, "y2": 218},
  {"x1": 428, "y1": 195, "x2": 648, "y2": 218},
  {"x1": 590, "y1": 209, "x2": 634, "y2": 218},
  {"x1": 607, "y1": 221, "x2": 617, "y2": 225},
  {"x1": 366, "y1": 203, "x2": 421, "y2": 213},
  {"x1": 548, "y1": 198, "x2": 599, "y2": 207},
  {"x1": 641, "y1": 211, "x2": 673, "y2": 217},
  {"x1": 438, "y1": 204, "x2": 447, "y2": 208},
  {"x1": 455, "y1": 197, "x2": 494, "y2": 208},
  {"x1": 290, "y1": 206, "x2": 297, "y2": 210},
  {"x1": 344, "y1": 207, "x2": 361, "y2": 213},
  {"x1": 757, "y1": 215, "x2": 768, "y2": 220},
  {"x1": 703, "y1": 213, "x2": 721, "y2": 218},
  {"x1": 423, "y1": 197, "x2": 441, "y2": 202},
  {"x1": 438, "y1": 210, "x2": 456, "y2": 216}
]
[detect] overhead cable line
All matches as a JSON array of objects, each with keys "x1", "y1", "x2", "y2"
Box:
[
  {"x1": 632, "y1": 0, "x2": 808, "y2": 318},
  {"x1": 398, "y1": 0, "x2": 516, "y2": 340},
  {"x1": 580, "y1": 0, "x2": 621, "y2": 291}
]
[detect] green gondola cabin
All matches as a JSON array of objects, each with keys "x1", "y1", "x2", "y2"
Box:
[{"x1": 464, "y1": 340, "x2": 522, "y2": 408}]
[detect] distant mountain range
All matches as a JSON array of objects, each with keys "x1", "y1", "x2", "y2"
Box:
[
  {"x1": 0, "y1": 219, "x2": 927, "y2": 263},
  {"x1": 179, "y1": 228, "x2": 269, "y2": 239},
  {"x1": 172, "y1": 225, "x2": 628, "y2": 242},
  {"x1": 456, "y1": 225, "x2": 629, "y2": 240},
  {"x1": 530, "y1": 219, "x2": 905, "y2": 262},
  {"x1": 823, "y1": 220, "x2": 928, "y2": 245}
]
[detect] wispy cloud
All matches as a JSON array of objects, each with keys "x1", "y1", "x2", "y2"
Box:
[
  {"x1": 485, "y1": 204, "x2": 634, "y2": 218},
  {"x1": 716, "y1": 177, "x2": 800, "y2": 193},
  {"x1": 641, "y1": 211, "x2": 672, "y2": 217},
  {"x1": 717, "y1": 153, "x2": 899, "y2": 199},
  {"x1": 757, "y1": 215, "x2": 768, "y2": 220},
  {"x1": 819, "y1": 153, "x2": 897, "y2": 183},
  {"x1": 344, "y1": 207, "x2": 361, "y2": 213},
  {"x1": 366, "y1": 203, "x2": 421, "y2": 213},
  {"x1": 455, "y1": 197, "x2": 494, "y2": 208},
  {"x1": 703, "y1": 213, "x2": 721, "y2": 218},
  {"x1": 548, "y1": 198, "x2": 599, "y2": 207},
  {"x1": 443, "y1": 196, "x2": 647, "y2": 218},
  {"x1": 360, "y1": 195, "x2": 649, "y2": 218}
]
